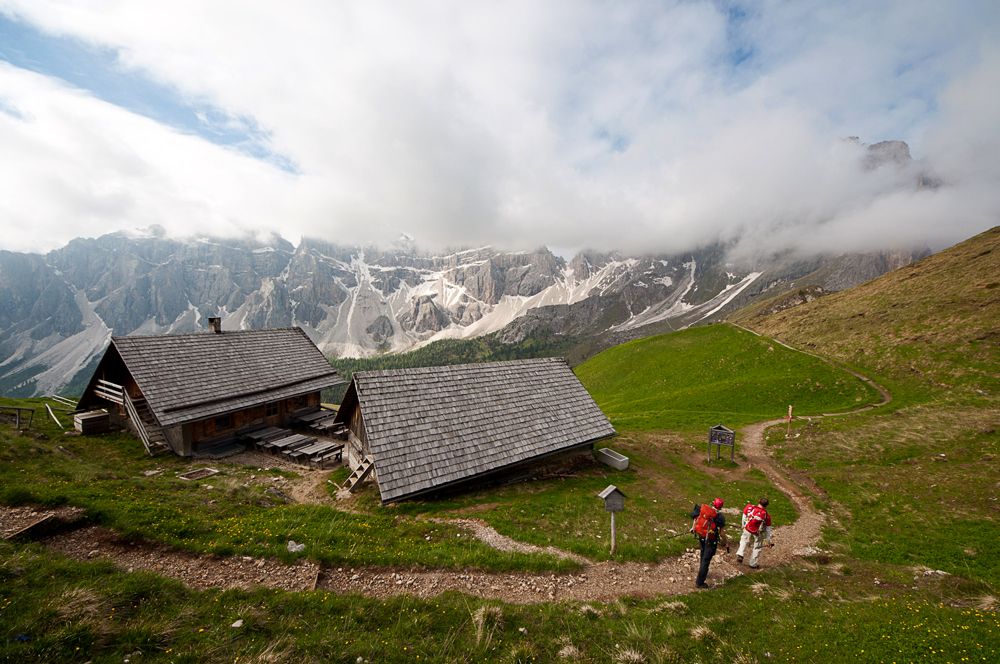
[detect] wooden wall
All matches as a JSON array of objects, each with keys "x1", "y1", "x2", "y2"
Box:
[{"x1": 180, "y1": 391, "x2": 322, "y2": 452}]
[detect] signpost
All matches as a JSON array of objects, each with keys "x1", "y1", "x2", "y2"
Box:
[
  {"x1": 786, "y1": 404, "x2": 794, "y2": 438},
  {"x1": 708, "y1": 424, "x2": 736, "y2": 463},
  {"x1": 597, "y1": 485, "x2": 626, "y2": 555}
]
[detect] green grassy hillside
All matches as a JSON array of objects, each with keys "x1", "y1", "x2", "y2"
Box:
[
  {"x1": 576, "y1": 323, "x2": 879, "y2": 431},
  {"x1": 736, "y1": 227, "x2": 1000, "y2": 585},
  {"x1": 733, "y1": 226, "x2": 999, "y2": 402}
]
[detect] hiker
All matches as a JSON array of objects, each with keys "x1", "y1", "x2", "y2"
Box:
[
  {"x1": 690, "y1": 497, "x2": 727, "y2": 588},
  {"x1": 736, "y1": 497, "x2": 774, "y2": 568}
]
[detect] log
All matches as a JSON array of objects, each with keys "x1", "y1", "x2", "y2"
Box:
[{"x1": 45, "y1": 403, "x2": 65, "y2": 429}]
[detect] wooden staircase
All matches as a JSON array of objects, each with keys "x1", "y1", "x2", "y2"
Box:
[
  {"x1": 123, "y1": 393, "x2": 171, "y2": 456},
  {"x1": 343, "y1": 455, "x2": 375, "y2": 493}
]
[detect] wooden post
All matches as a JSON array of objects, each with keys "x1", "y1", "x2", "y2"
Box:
[
  {"x1": 598, "y1": 485, "x2": 625, "y2": 556},
  {"x1": 786, "y1": 404, "x2": 793, "y2": 438},
  {"x1": 45, "y1": 404, "x2": 64, "y2": 430},
  {"x1": 610, "y1": 511, "x2": 617, "y2": 556}
]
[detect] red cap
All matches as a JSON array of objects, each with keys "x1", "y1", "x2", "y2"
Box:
[{"x1": 712, "y1": 498, "x2": 724, "y2": 509}]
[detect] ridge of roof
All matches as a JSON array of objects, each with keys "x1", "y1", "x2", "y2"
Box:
[
  {"x1": 354, "y1": 356, "x2": 566, "y2": 379},
  {"x1": 111, "y1": 326, "x2": 309, "y2": 343}
]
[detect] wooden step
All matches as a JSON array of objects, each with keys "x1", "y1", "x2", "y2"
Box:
[{"x1": 344, "y1": 456, "x2": 375, "y2": 493}]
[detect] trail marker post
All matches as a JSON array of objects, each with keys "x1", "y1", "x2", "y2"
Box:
[
  {"x1": 786, "y1": 404, "x2": 794, "y2": 438},
  {"x1": 708, "y1": 424, "x2": 736, "y2": 463},
  {"x1": 597, "y1": 485, "x2": 626, "y2": 555}
]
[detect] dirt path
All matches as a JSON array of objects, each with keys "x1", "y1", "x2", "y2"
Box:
[{"x1": 737, "y1": 419, "x2": 825, "y2": 562}]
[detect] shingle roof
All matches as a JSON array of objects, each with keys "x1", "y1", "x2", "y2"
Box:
[
  {"x1": 112, "y1": 327, "x2": 344, "y2": 427},
  {"x1": 344, "y1": 358, "x2": 615, "y2": 503}
]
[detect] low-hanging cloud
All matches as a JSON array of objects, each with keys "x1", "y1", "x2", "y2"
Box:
[{"x1": 0, "y1": 0, "x2": 997, "y2": 258}]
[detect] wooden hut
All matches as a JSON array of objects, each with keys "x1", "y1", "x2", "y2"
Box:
[
  {"x1": 76, "y1": 321, "x2": 344, "y2": 456},
  {"x1": 333, "y1": 357, "x2": 615, "y2": 503}
]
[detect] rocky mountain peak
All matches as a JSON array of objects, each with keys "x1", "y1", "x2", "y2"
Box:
[{"x1": 864, "y1": 140, "x2": 912, "y2": 169}]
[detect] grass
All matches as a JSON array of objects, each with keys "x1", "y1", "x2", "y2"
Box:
[
  {"x1": 575, "y1": 324, "x2": 879, "y2": 432},
  {"x1": 0, "y1": 398, "x2": 571, "y2": 573},
  {"x1": 732, "y1": 226, "x2": 1000, "y2": 402},
  {"x1": 2, "y1": 541, "x2": 996, "y2": 662},
  {"x1": 1, "y1": 396, "x2": 795, "y2": 567},
  {"x1": 390, "y1": 431, "x2": 797, "y2": 562},
  {"x1": 766, "y1": 398, "x2": 999, "y2": 586}
]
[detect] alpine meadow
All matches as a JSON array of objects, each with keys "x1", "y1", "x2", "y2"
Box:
[
  {"x1": 2, "y1": 4, "x2": 1000, "y2": 662},
  {"x1": 1, "y1": 228, "x2": 997, "y2": 662}
]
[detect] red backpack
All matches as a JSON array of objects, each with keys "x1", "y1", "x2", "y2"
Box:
[
  {"x1": 693, "y1": 504, "x2": 719, "y2": 540},
  {"x1": 746, "y1": 505, "x2": 768, "y2": 534}
]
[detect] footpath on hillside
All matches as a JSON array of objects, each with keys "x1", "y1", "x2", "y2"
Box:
[{"x1": 2, "y1": 340, "x2": 892, "y2": 604}]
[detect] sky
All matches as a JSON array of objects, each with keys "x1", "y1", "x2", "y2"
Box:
[{"x1": 0, "y1": 1, "x2": 998, "y2": 259}]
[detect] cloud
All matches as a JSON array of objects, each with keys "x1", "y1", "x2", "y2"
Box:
[{"x1": 0, "y1": 0, "x2": 997, "y2": 256}]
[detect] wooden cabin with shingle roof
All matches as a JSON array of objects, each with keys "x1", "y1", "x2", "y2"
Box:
[
  {"x1": 333, "y1": 357, "x2": 616, "y2": 503},
  {"x1": 76, "y1": 319, "x2": 344, "y2": 456}
]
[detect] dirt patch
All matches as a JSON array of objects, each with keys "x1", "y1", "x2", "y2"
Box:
[
  {"x1": 430, "y1": 518, "x2": 591, "y2": 565},
  {"x1": 226, "y1": 449, "x2": 341, "y2": 507},
  {"x1": 451, "y1": 502, "x2": 503, "y2": 515},
  {"x1": 0, "y1": 505, "x2": 86, "y2": 539}
]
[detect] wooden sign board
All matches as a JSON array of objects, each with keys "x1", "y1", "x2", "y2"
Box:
[
  {"x1": 707, "y1": 424, "x2": 736, "y2": 462},
  {"x1": 597, "y1": 484, "x2": 626, "y2": 512}
]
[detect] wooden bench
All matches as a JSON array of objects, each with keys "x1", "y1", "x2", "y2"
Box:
[
  {"x1": 286, "y1": 440, "x2": 341, "y2": 461},
  {"x1": 311, "y1": 445, "x2": 345, "y2": 468},
  {"x1": 261, "y1": 433, "x2": 315, "y2": 452}
]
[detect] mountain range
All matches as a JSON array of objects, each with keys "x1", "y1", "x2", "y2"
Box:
[
  {"x1": 0, "y1": 139, "x2": 934, "y2": 396},
  {"x1": 0, "y1": 229, "x2": 926, "y2": 397}
]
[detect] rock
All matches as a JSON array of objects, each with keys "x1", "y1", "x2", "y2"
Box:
[
  {"x1": 864, "y1": 140, "x2": 912, "y2": 169},
  {"x1": 231, "y1": 619, "x2": 244, "y2": 628},
  {"x1": 265, "y1": 487, "x2": 292, "y2": 503},
  {"x1": 366, "y1": 315, "x2": 395, "y2": 345},
  {"x1": 287, "y1": 540, "x2": 306, "y2": 553}
]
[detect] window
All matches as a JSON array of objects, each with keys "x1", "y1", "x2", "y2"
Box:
[
  {"x1": 265, "y1": 402, "x2": 279, "y2": 417},
  {"x1": 214, "y1": 414, "x2": 232, "y2": 431}
]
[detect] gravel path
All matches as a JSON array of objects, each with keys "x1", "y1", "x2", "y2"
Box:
[{"x1": 45, "y1": 526, "x2": 320, "y2": 592}]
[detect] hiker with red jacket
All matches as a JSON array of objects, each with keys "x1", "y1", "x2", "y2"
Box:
[
  {"x1": 689, "y1": 497, "x2": 728, "y2": 588},
  {"x1": 736, "y1": 496, "x2": 774, "y2": 568}
]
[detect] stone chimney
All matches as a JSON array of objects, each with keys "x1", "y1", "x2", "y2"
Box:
[{"x1": 208, "y1": 317, "x2": 222, "y2": 334}]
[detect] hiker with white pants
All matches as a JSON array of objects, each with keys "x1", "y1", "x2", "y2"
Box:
[{"x1": 737, "y1": 496, "x2": 774, "y2": 568}]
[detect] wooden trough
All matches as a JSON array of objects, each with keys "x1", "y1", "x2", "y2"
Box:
[
  {"x1": 595, "y1": 447, "x2": 629, "y2": 471},
  {"x1": 74, "y1": 409, "x2": 111, "y2": 434}
]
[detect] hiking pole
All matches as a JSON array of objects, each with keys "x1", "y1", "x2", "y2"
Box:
[{"x1": 663, "y1": 528, "x2": 694, "y2": 541}]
